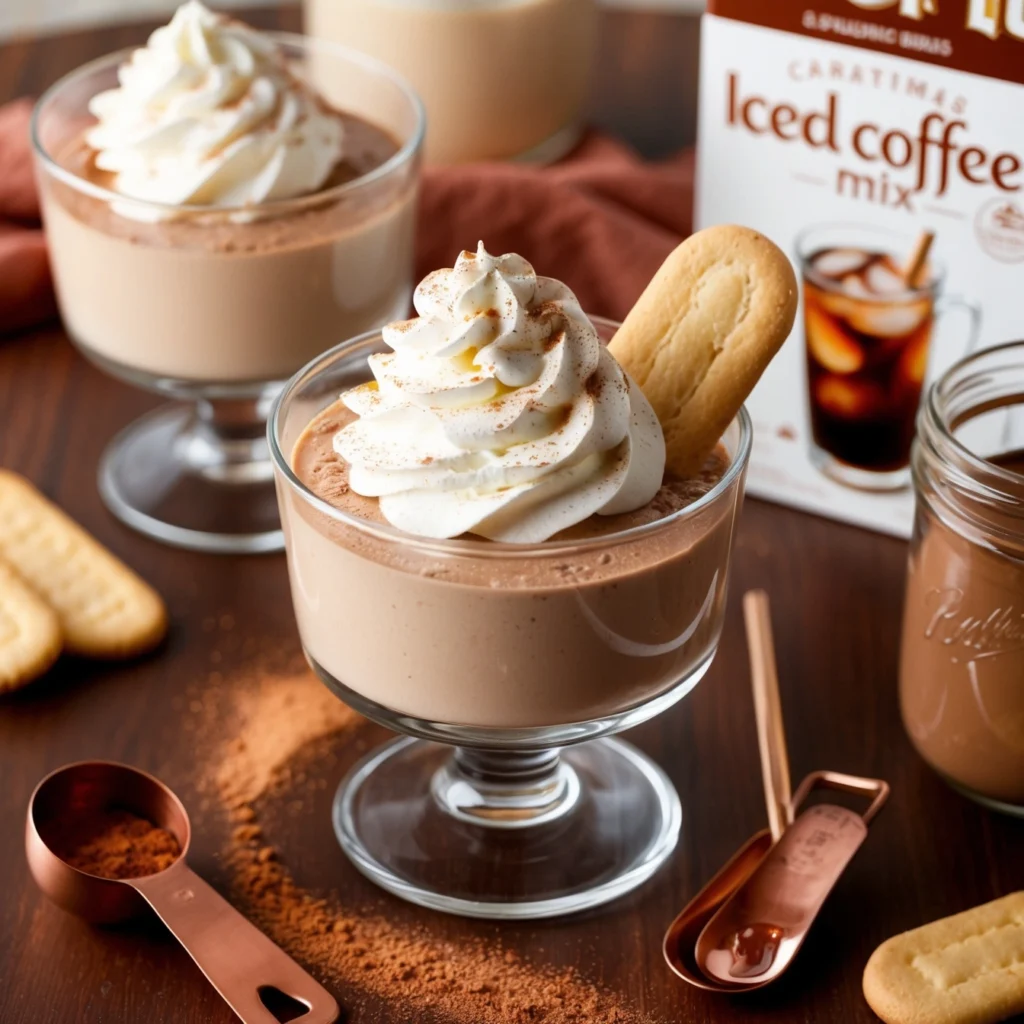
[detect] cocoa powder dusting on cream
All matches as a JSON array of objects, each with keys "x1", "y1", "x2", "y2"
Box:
[{"x1": 208, "y1": 671, "x2": 646, "y2": 1024}]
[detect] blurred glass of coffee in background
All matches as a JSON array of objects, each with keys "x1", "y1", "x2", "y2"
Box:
[{"x1": 305, "y1": 0, "x2": 597, "y2": 164}]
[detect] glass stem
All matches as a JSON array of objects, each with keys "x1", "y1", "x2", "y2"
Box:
[
  {"x1": 178, "y1": 397, "x2": 275, "y2": 483},
  {"x1": 431, "y1": 747, "x2": 580, "y2": 829}
]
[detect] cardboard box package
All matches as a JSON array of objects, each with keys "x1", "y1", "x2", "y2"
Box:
[{"x1": 697, "y1": 0, "x2": 1024, "y2": 536}]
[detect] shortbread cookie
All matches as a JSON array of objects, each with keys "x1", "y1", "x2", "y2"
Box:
[
  {"x1": 609, "y1": 224, "x2": 798, "y2": 477},
  {"x1": 0, "y1": 471, "x2": 167, "y2": 658},
  {"x1": 0, "y1": 559, "x2": 62, "y2": 691},
  {"x1": 863, "y1": 891, "x2": 1024, "y2": 1024}
]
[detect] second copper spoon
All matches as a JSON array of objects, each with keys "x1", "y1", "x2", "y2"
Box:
[{"x1": 663, "y1": 591, "x2": 889, "y2": 992}]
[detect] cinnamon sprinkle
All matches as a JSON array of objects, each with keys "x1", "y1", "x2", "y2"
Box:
[
  {"x1": 206, "y1": 670, "x2": 646, "y2": 1024},
  {"x1": 50, "y1": 810, "x2": 181, "y2": 879}
]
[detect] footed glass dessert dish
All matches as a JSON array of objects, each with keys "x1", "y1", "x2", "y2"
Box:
[
  {"x1": 33, "y1": 18, "x2": 423, "y2": 554},
  {"x1": 270, "y1": 323, "x2": 752, "y2": 919}
]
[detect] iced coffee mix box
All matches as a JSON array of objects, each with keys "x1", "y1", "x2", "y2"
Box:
[{"x1": 696, "y1": 0, "x2": 1024, "y2": 536}]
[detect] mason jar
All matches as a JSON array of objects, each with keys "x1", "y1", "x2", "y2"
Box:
[{"x1": 900, "y1": 341, "x2": 1024, "y2": 816}]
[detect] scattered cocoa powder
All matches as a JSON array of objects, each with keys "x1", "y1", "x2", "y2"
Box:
[
  {"x1": 214, "y1": 671, "x2": 360, "y2": 810},
  {"x1": 49, "y1": 809, "x2": 181, "y2": 880},
  {"x1": 205, "y1": 669, "x2": 647, "y2": 1024}
]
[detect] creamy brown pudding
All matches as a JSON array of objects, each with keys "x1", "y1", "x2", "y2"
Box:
[
  {"x1": 297, "y1": 401, "x2": 730, "y2": 542},
  {"x1": 276, "y1": 244, "x2": 753, "y2": 728},
  {"x1": 43, "y1": 119, "x2": 414, "y2": 384},
  {"x1": 283, "y1": 400, "x2": 737, "y2": 728}
]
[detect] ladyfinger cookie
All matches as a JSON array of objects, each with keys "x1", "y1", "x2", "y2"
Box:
[
  {"x1": 863, "y1": 891, "x2": 1024, "y2": 1024},
  {"x1": 609, "y1": 225, "x2": 798, "y2": 477},
  {"x1": 0, "y1": 559, "x2": 62, "y2": 692},
  {"x1": 0, "y1": 471, "x2": 167, "y2": 659}
]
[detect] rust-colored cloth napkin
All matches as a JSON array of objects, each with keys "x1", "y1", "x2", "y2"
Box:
[
  {"x1": 0, "y1": 96, "x2": 692, "y2": 335},
  {"x1": 0, "y1": 99, "x2": 56, "y2": 335},
  {"x1": 419, "y1": 133, "x2": 694, "y2": 322}
]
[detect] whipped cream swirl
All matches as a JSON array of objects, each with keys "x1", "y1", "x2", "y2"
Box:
[
  {"x1": 337, "y1": 244, "x2": 666, "y2": 543},
  {"x1": 86, "y1": 1, "x2": 344, "y2": 217}
]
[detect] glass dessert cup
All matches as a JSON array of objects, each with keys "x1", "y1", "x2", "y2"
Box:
[
  {"x1": 32, "y1": 37, "x2": 424, "y2": 554},
  {"x1": 304, "y1": 0, "x2": 596, "y2": 164},
  {"x1": 270, "y1": 322, "x2": 753, "y2": 919}
]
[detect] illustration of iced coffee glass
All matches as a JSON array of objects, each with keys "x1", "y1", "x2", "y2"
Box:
[{"x1": 796, "y1": 225, "x2": 981, "y2": 491}]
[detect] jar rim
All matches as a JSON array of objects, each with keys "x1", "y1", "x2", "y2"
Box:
[
  {"x1": 915, "y1": 339, "x2": 1024, "y2": 532},
  {"x1": 925, "y1": 341, "x2": 1024, "y2": 483}
]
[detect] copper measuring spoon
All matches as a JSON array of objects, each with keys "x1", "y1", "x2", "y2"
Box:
[
  {"x1": 694, "y1": 770, "x2": 888, "y2": 989},
  {"x1": 663, "y1": 592, "x2": 889, "y2": 992},
  {"x1": 662, "y1": 590, "x2": 789, "y2": 990},
  {"x1": 26, "y1": 760, "x2": 340, "y2": 1024}
]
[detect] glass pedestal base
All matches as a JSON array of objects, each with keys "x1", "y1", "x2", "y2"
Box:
[
  {"x1": 98, "y1": 402, "x2": 284, "y2": 554},
  {"x1": 333, "y1": 735, "x2": 681, "y2": 920}
]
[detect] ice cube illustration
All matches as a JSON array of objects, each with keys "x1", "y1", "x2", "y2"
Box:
[
  {"x1": 814, "y1": 375, "x2": 883, "y2": 419},
  {"x1": 812, "y1": 248, "x2": 872, "y2": 279},
  {"x1": 806, "y1": 305, "x2": 864, "y2": 374},
  {"x1": 865, "y1": 262, "x2": 908, "y2": 296},
  {"x1": 812, "y1": 285, "x2": 860, "y2": 322},
  {"x1": 849, "y1": 299, "x2": 931, "y2": 338},
  {"x1": 840, "y1": 274, "x2": 874, "y2": 300}
]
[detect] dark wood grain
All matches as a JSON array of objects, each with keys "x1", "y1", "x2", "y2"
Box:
[{"x1": 1, "y1": 8, "x2": 1022, "y2": 1024}]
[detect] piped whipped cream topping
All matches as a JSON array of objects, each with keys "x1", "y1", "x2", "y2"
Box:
[
  {"x1": 85, "y1": 1, "x2": 344, "y2": 217},
  {"x1": 336, "y1": 244, "x2": 666, "y2": 543}
]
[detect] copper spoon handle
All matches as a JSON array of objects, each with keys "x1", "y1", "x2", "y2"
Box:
[
  {"x1": 743, "y1": 590, "x2": 793, "y2": 842},
  {"x1": 132, "y1": 862, "x2": 339, "y2": 1024}
]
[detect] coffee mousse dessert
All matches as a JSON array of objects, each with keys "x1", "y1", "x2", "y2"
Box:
[
  {"x1": 280, "y1": 229, "x2": 798, "y2": 728},
  {"x1": 39, "y1": 1, "x2": 417, "y2": 385},
  {"x1": 901, "y1": 447, "x2": 1024, "y2": 808}
]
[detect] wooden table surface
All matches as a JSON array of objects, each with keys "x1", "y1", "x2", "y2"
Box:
[{"x1": 1, "y1": 8, "x2": 1022, "y2": 1024}]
